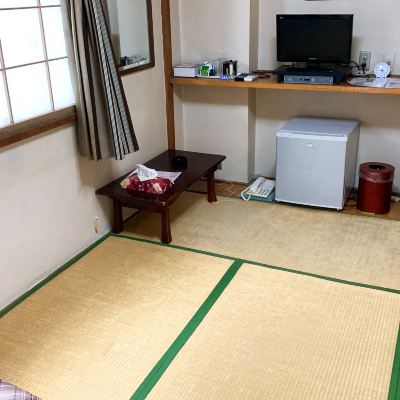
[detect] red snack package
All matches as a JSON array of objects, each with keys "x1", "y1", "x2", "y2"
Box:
[{"x1": 121, "y1": 174, "x2": 173, "y2": 194}]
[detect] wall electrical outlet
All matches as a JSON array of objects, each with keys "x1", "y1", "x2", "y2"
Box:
[
  {"x1": 359, "y1": 51, "x2": 371, "y2": 72},
  {"x1": 383, "y1": 52, "x2": 395, "y2": 70},
  {"x1": 93, "y1": 217, "x2": 100, "y2": 234}
]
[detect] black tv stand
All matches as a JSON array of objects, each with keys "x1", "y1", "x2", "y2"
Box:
[{"x1": 273, "y1": 65, "x2": 351, "y2": 85}]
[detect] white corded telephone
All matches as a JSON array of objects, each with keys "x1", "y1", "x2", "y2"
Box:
[{"x1": 241, "y1": 177, "x2": 276, "y2": 201}]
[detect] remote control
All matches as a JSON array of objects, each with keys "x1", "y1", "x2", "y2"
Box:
[
  {"x1": 235, "y1": 73, "x2": 250, "y2": 82},
  {"x1": 244, "y1": 74, "x2": 259, "y2": 82}
]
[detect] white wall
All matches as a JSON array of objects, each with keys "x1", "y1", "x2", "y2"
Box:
[
  {"x1": 173, "y1": 0, "x2": 400, "y2": 189},
  {"x1": 170, "y1": 0, "x2": 185, "y2": 150},
  {"x1": 256, "y1": 0, "x2": 400, "y2": 190},
  {"x1": 177, "y1": 0, "x2": 251, "y2": 72},
  {"x1": 180, "y1": 87, "x2": 251, "y2": 182},
  {"x1": 259, "y1": 0, "x2": 400, "y2": 74},
  {"x1": 118, "y1": 0, "x2": 150, "y2": 60},
  {"x1": 107, "y1": 0, "x2": 121, "y2": 60},
  {"x1": 108, "y1": 0, "x2": 150, "y2": 62},
  {"x1": 172, "y1": 0, "x2": 255, "y2": 182},
  {"x1": 0, "y1": 0, "x2": 167, "y2": 311}
]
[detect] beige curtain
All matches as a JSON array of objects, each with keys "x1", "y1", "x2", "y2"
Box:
[{"x1": 62, "y1": 0, "x2": 139, "y2": 160}]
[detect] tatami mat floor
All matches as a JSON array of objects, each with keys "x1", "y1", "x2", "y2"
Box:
[
  {"x1": 0, "y1": 237, "x2": 232, "y2": 400},
  {"x1": 124, "y1": 192, "x2": 400, "y2": 290},
  {"x1": 147, "y1": 262, "x2": 400, "y2": 400},
  {"x1": 1, "y1": 199, "x2": 399, "y2": 399}
]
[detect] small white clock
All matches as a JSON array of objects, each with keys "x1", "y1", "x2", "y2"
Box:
[{"x1": 374, "y1": 62, "x2": 391, "y2": 78}]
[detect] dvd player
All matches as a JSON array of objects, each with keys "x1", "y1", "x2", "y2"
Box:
[{"x1": 273, "y1": 65, "x2": 351, "y2": 85}]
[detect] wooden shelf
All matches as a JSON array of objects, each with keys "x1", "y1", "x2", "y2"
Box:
[{"x1": 170, "y1": 76, "x2": 400, "y2": 95}]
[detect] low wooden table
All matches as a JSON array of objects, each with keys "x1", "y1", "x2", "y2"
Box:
[{"x1": 96, "y1": 150, "x2": 226, "y2": 243}]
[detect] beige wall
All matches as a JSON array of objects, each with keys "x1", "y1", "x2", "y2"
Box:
[
  {"x1": 0, "y1": 0, "x2": 167, "y2": 311},
  {"x1": 173, "y1": 0, "x2": 400, "y2": 189}
]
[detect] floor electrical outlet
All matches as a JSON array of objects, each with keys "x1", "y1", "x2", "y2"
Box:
[
  {"x1": 93, "y1": 217, "x2": 100, "y2": 234},
  {"x1": 392, "y1": 195, "x2": 400, "y2": 203}
]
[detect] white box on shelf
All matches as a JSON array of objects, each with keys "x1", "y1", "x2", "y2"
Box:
[{"x1": 173, "y1": 64, "x2": 201, "y2": 78}]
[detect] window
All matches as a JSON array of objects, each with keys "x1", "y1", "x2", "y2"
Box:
[{"x1": 0, "y1": 0, "x2": 75, "y2": 129}]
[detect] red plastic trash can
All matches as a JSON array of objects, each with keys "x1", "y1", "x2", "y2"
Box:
[{"x1": 357, "y1": 162, "x2": 395, "y2": 214}]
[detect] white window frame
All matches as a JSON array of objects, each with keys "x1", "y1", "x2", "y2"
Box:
[{"x1": 0, "y1": 1, "x2": 76, "y2": 147}]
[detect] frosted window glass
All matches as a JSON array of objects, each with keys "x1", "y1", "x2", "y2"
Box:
[
  {"x1": 42, "y1": 7, "x2": 67, "y2": 59},
  {"x1": 40, "y1": 0, "x2": 61, "y2": 5},
  {"x1": 7, "y1": 63, "x2": 52, "y2": 122},
  {"x1": 0, "y1": 74, "x2": 10, "y2": 127},
  {"x1": 0, "y1": 0, "x2": 37, "y2": 7},
  {"x1": 49, "y1": 59, "x2": 75, "y2": 109},
  {"x1": 0, "y1": 10, "x2": 44, "y2": 68}
]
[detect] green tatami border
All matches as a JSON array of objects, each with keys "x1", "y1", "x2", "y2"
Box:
[
  {"x1": 388, "y1": 325, "x2": 400, "y2": 400},
  {"x1": 113, "y1": 233, "x2": 400, "y2": 295},
  {"x1": 130, "y1": 259, "x2": 243, "y2": 400},
  {"x1": 0, "y1": 232, "x2": 111, "y2": 319}
]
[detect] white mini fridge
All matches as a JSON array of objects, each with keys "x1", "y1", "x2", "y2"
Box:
[{"x1": 275, "y1": 118, "x2": 359, "y2": 210}]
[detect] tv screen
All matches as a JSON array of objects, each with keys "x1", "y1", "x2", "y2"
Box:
[{"x1": 277, "y1": 15, "x2": 353, "y2": 64}]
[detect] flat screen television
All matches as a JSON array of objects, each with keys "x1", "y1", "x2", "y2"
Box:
[{"x1": 277, "y1": 14, "x2": 354, "y2": 66}]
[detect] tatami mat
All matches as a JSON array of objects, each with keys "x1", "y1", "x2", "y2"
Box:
[
  {"x1": 123, "y1": 192, "x2": 400, "y2": 290},
  {"x1": 147, "y1": 263, "x2": 400, "y2": 400},
  {"x1": 0, "y1": 236, "x2": 232, "y2": 400}
]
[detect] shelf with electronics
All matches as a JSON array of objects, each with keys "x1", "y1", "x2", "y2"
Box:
[
  {"x1": 170, "y1": 15, "x2": 400, "y2": 97},
  {"x1": 170, "y1": 74, "x2": 400, "y2": 95},
  {"x1": 171, "y1": 58, "x2": 400, "y2": 96}
]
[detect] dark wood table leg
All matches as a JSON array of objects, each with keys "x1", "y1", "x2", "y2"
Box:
[
  {"x1": 161, "y1": 208, "x2": 172, "y2": 244},
  {"x1": 112, "y1": 199, "x2": 123, "y2": 234},
  {"x1": 206, "y1": 168, "x2": 217, "y2": 203}
]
